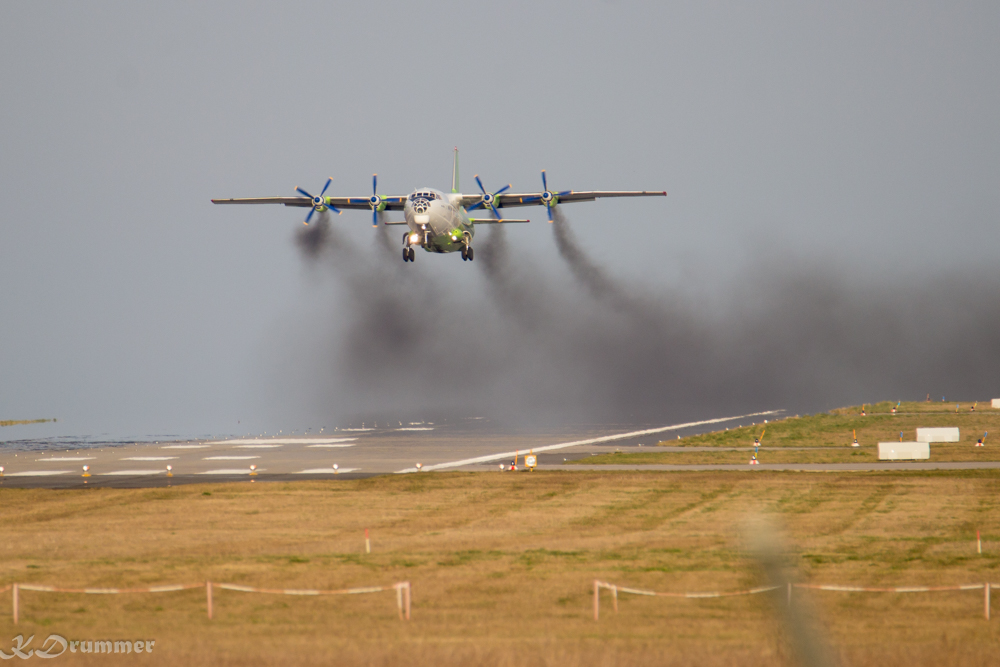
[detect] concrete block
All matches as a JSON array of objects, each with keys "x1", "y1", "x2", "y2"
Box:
[
  {"x1": 992, "y1": 398, "x2": 1000, "y2": 409},
  {"x1": 916, "y1": 427, "x2": 959, "y2": 443},
  {"x1": 878, "y1": 442, "x2": 930, "y2": 461}
]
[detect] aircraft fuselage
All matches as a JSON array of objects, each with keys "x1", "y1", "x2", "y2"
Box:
[{"x1": 402, "y1": 188, "x2": 473, "y2": 254}]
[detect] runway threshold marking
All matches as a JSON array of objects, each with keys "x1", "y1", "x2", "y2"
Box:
[
  {"x1": 295, "y1": 468, "x2": 360, "y2": 474},
  {"x1": 306, "y1": 444, "x2": 356, "y2": 449},
  {"x1": 121, "y1": 456, "x2": 177, "y2": 461},
  {"x1": 204, "y1": 438, "x2": 356, "y2": 445},
  {"x1": 204, "y1": 456, "x2": 260, "y2": 460},
  {"x1": 35, "y1": 457, "x2": 95, "y2": 462},
  {"x1": 4, "y1": 470, "x2": 73, "y2": 477},
  {"x1": 394, "y1": 411, "x2": 782, "y2": 473},
  {"x1": 197, "y1": 469, "x2": 264, "y2": 475},
  {"x1": 99, "y1": 470, "x2": 165, "y2": 476}
]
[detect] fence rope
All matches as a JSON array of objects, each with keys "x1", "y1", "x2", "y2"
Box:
[
  {"x1": 10, "y1": 580, "x2": 412, "y2": 623},
  {"x1": 594, "y1": 579, "x2": 994, "y2": 621}
]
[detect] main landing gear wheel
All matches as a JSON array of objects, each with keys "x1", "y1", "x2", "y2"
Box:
[
  {"x1": 407, "y1": 247, "x2": 415, "y2": 262},
  {"x1": 402, "y1": 248, "x2": 410, "y2": 262},
  {"x1": 466, "y1": 246, "x2": 474, "y2": 261},
  {"x1": 461, "y1": 247, "x2": 468, "y2": 261}
]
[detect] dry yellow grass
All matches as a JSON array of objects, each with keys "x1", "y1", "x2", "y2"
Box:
[{"x1": 1, "y1": 471, "x2": 999, "y2": 665}]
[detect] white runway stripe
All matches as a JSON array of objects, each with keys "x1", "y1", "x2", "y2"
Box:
[
  {"x1": 161, "y1": 445, "x2": 209, "y2": 449},
  {"x1": 306, "y1": 444, "x2": 355, "y2": 449},
  {"x1": 35, "y1": 457, "x2": 95, "y2": 461},
  {"x1": 121, "y1": 456, "x2": 177, "y2": 461},
  {"x1": 5, "y1": 470, "x2": 72, "y2": 477},
  {"x1": 99, "y1": 470, "x2": 164, "y2": 476},
  {"x1": 395, "y1": 410, "x2": 783, "y2": 473},
  {"x1": 295, "y1": 468, "x2": 359, "y2": 474},
  {"x1": 198, "y1": 469, "x2": 264, "y2": 475},
  {"x1": 204, "y1": 456, "x2": 260, "y2": 460},
  {"x1": 235, "y1": 444, "x2": 282, "y2": 449},
  {"x1": 204, "y1": 438, "x2": 356, "y2": 445}
]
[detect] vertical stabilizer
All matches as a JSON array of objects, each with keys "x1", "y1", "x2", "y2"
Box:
[{"x1": 451, "y1": 147, "x2": 459, "y2": 193}]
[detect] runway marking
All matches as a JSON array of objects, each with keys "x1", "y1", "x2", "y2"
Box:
[
  {"x1": 395, "y1": 411, "x2": 783, "y2": 473},
  {"x1": 121, "y1": 456, "x2": 177, "y2": 461},
  {"x1": 35, "y1": 457, "x2": 95, "y2": 462},
  {"x1": 339, "y1": 428, "x2": 373, "y2": 432},
  {"x1": 204, "y1": 456, "x2": 260, "y2": 460},
  {"x1": 396, "y1": 427, "x2": 434, "y2": 431},
  {"x1": 99, "y1": 470, "x2": 164, "y2": 476},
  {"x1": 236, "y1": 444, "x2": 282, "y2": 449},
  {"x1": 162, "y1": 445, "x2": 209, "y2": 449},
  {"x1": 306, "y1": 444, "x2": 356, "y2": 449},
  {"x1": 295, "y1": 468, "x2": 359, "y2": 474},
  {"x1": 4, "y1": 470, "x2": 73, "y2": 477},
  {"x1": 204, "y1": 438, "x2": 356, "y2": 445},
  {"x1": 198, "y1": 468, "x2": 264, "y2": 475}
]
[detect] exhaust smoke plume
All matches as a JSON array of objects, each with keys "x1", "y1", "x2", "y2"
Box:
[{"x1": 290, "y1": 214, "x2": 1000, "y2": 426}]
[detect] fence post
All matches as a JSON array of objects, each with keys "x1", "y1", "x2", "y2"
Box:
[
  {"x1": 985, "y1": 583, "x2": 990, "y2": 621},
  {"x1": 612, "y1": 585, "x2": 618, "y2": 613},
  {"x1": 593, "y1": 580, "x2": 600, "y2": 621},
  {"x1": 404, "y1": 582, "x2": 411, "y2": 621},
  {"x1": 206, "y1": 582, "x2": 213, "y2": 620},
  {"x1": 787, "y1": 582, "x2": 792, "y2": 607},
  {"x1": 12, "y1": 584, "x2": 18, "y2": 625},
  {"x1": 396, "y1": 583, "x2": 404, "y2": 620}
]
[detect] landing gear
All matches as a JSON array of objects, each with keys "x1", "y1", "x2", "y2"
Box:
[
  {"x1": 403, "y1": 247, "x2": 416, "y2": 262},
  {"x1": 461, "y1": 246, "x2": 475, "y2": 261}
]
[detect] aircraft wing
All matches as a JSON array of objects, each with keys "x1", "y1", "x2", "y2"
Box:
[
  {"x1": 211, "y1": 196, "x2": 408, "y2": 211},
  {"x1": 459, "y1": 190, "x2": 666, "y2": 210}
]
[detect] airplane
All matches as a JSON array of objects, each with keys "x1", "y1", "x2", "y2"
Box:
[{"x1": 212, "y1": 149, "x2": 666, "y2": 263}]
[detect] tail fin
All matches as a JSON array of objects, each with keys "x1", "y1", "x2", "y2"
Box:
[{"x1": 451, "y1": 147, "x2": 459, "y2": 193}]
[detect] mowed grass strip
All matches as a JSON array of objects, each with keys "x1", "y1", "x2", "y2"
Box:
[
  {"x1": 1, "y1": 472, "x2": 1000, "y2": 665},
  {"x1": 574, "y1": 402, "x2": 1000, "y2": 465}
]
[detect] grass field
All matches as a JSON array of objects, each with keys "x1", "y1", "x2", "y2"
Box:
[
  {"x1": 0, "y1": 419, "x2": 55, "y2": 427},
  {"x1": 2, "y1": 470, "x2": 1000, "y2": 665},
  {"x1": 577, "y1": 402, "x2": 1000, "y2": 465}
]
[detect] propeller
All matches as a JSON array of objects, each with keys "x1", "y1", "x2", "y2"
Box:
[
  {"x1": 368, "y1": 173, "x2": 385, "y2": 227},
  {"x1": 525, "y1": 170, "x2": 571, "y2": 222},
  {"x1": 295, "y1": 178, "x2": 340, "y2": 225},
  {"x1": 469, "y1": 175, "x2": 511, "y2": 220}
]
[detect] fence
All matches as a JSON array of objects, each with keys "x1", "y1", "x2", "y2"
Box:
[
  {"x1": 593, "y1": 580, "x2": 992, "y2": 621},
  {"x1": 7, "y1": 581, "x2": 411, "y2": 623}
]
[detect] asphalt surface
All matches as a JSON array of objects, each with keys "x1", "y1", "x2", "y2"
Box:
[{"x1": 3, "y1": 409, "x2": 997, "y2": 488}]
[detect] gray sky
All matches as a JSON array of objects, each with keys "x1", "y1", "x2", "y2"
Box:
[{"x1": 2, "y1": 1, "x2": 999, "y2": 439}]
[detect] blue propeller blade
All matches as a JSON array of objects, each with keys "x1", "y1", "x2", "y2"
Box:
[
  {"x1": 305, "y1": 208, "x2": 315, "y2": 224},
  {"x1": 296, "y1": 187, "x2": 313, "y2": 199},
  {"x1": 372, "y1": 173, "x2": 378, "y2": 195},
  {"x1": 474, "y1": 175, "x2": 487, "y2": 194},
  {"x1": 496, "y1": 184, "x2": 511, "y2": 195},
  {"x1": 320, "y1": 178, "x2": 333, "y2": 197},
  {"x1": 541, "y1": 170, "x2": 548, "y2": 191},
  {"x1": 546, "y1": 205, "x2": 554, "y2": 222},
  {"x1": 372, "y1": 208, "x2": 378, "y2": 227}
]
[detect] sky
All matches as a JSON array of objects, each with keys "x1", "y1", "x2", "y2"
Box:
[{"x1": 2, "y1": 1, "x2": 999, "y2": 439}]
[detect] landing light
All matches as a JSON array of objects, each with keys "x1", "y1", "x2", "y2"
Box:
[
  {"x1": 451, "y1": 235, "x2": 458, "y2": 241},
  {"x1": 409, "y1": 233, "x2": 420, "y2": 244}
]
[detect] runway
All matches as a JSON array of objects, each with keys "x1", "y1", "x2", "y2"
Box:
[{"x1": 3, "y1": 409, "x2": 994, "y2": 488}]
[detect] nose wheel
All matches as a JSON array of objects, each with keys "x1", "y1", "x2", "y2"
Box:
[
  {"x1": 461, "y1": 246, "x2": 475, "y2": 262},
  {"x1": 402, "y1": 247, "x2": 415, "y2": 262}
]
